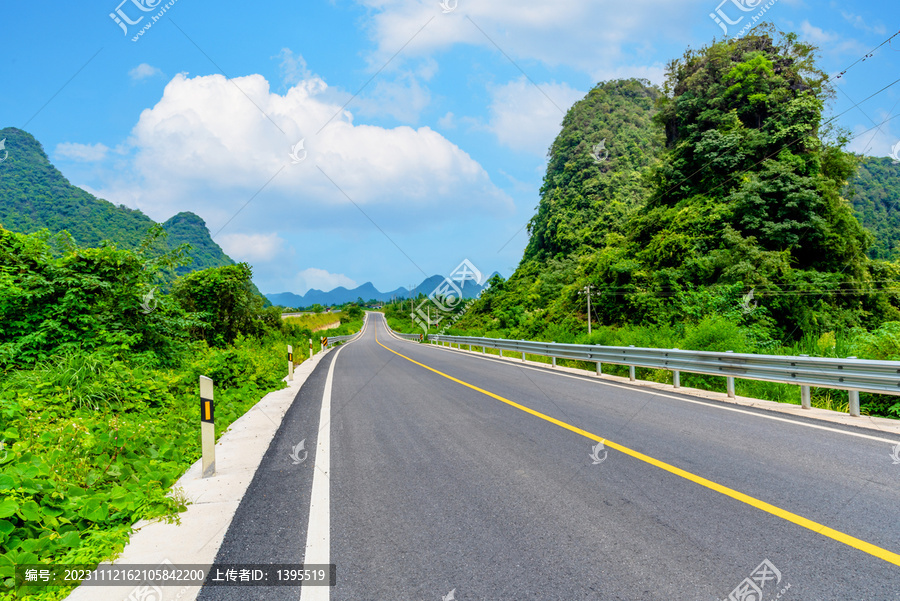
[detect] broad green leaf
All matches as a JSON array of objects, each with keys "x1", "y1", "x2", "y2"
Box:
[{"x1": 0, "y1": 498, "x2": 17, "y2": 519}]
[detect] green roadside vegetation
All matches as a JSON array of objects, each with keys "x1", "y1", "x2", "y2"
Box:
[
  {"x1": 411, "y1": 305, "x2": 900, "y2": 417},
  {"x1": 388, "y1": 29, "x2": 900, "y2": 420},
  {"x1": 385, "y1": 294, "x2": 900, "y2": 415},
  {"x1": 283, "y1": 312, "x2": 345, "y2": 332},
  {"x1": 0, "y1": 225, "x2": 360, "y2": 600}
]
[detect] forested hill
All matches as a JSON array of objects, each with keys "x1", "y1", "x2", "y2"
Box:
[
  {"x1": 847, "y1": 156, "x2": 900, "y2": 261},
  {"x1": 0, "y1": 127, "x2": 235, "y2": 276},
  {"x1": 462, "y1": 29, "x2": 900, "y2": 342},
  {"x1": 524, "y1": 79, "x2": 664, "y2": 261}
]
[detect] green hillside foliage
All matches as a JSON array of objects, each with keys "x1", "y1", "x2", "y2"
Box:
[
  {"x1": 161, "y1": 211, "x2": 236, "y2": 275},
  {"x1": 847, "y1": 156, "x2": 900, "y2": 260},
  {"x1": 463, "y1": 29, "x2": 900, "y2": 345},
  {"x1": 0, "y1": 227, "x2": 363, "y2": 598},
  {"x1": 524, "y1": 78, "x2": 665, "y2": 261},
  {"x1": 0, "y1": 128, "x2": 241, "y2": 288},
  {"x1": 453, "y1": 28, "x2": 900, "y2": 420},
  {"x1": 0, "y1": 129, "x2": 155, "y2": 251}
]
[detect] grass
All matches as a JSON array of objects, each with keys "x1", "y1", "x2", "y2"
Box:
[{"x1": 283, "y1": 312, "x2": 344, "y2": 331}]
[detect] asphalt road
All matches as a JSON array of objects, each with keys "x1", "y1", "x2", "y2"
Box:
[{"x1": 198, "y1": 312, "x2": 900, "y2": 600}]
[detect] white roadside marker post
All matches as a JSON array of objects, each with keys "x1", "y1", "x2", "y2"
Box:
[
  {"x1": 288, "y1": 345, "x2": 294, "y2": 382},
  {"x1": 199, "y1": 376, "x2": 216, "y2": 479}
]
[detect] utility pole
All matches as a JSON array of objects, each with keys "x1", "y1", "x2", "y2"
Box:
[{"x1": 579, "y1": 284, "x2": 595, "y2": 335}]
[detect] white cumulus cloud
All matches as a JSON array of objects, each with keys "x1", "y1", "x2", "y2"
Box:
[
  {"x1": 218, "y1": 232, "x2": 287, "y2": 262},
  {"x1": 93, "y1": 70, "x2": 512, "y2": 234},
  {"x1": 487, "y1": 78, "x2": 585, "y2": 156},
  {"x1": 54, "y1": 142, "x2": 110, "y2": 162},
  {"x1": 354, "y1": 0, "x2": 680, "y2": 82},
  {"x1": 129, "y1": 63, "x2": 164, "y2": 81}
]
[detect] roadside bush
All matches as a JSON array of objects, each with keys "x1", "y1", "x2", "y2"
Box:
[{"x1": 682, "y1": 315, "x2": 752, "y2": 353}]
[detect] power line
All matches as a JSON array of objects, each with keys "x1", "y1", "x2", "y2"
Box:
[
  {"x1": 832, "y1": 29, "x2": 900, "y2": 80},
  {"x1": 650, "y1": 31, "x2": 900, "y2": 206}
]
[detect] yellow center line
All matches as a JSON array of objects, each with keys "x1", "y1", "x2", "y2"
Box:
[{"x1": 375, "y1": 330, "x2": 900, "y2": 568}]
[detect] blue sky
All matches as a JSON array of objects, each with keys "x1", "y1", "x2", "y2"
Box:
[{"x1": 2, "y1": 0, "x2": 898, "y2": 295}]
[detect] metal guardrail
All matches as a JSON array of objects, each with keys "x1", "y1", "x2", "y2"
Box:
[
  {"x1": 392, "y1": 331, "x2": 425, "y2": 342},
  {"x1": 427, "y1": 334, "x2": 900, "y2": 417},
  {"x1": 383, "y1": 322, "x2": 425, "y2": 342},
  {"x1": 322, "y1": 319, "x2": 367, "y2": 349},
  {"x1": 323, "y1": 332, "x2": 360, "y2": 349}
]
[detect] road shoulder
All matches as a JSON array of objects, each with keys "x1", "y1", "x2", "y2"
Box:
[{"x1": 63, "y1": 348, "x2": 334, "y2": 601}]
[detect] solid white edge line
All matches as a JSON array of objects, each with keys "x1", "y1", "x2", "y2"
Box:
[
  {"x1": 299, "y1": 345, "x2": 342, "y2": 601},
  {"x1": 414, "y1": 328, "x2": 900, "y2": 446}
]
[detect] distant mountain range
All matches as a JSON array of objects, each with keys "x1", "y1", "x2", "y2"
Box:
[
  {"x1": 0, "y1": 127, "x2": 263, "y2": 295},
  {"x1": 266, "y1": 272, "x2": 501, "y2": 308}
]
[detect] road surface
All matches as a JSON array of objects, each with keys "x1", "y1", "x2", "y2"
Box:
[{"x1": 198, "y1": 312, "x2": 900, "y2": 600}]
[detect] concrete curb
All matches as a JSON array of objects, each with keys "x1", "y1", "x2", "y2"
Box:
[
  {"x1": 425, "y1": 341, "x2": 900, "y2": 440},
  {"x1": 63, "y1": 347, "x2": 334, "y2": 601}
]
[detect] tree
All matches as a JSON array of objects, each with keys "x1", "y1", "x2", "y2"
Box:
[{"x1": 173, "y1": 263, "x2": 266, "y2": 346}]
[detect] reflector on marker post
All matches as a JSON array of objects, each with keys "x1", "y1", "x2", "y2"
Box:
[
  {"x1": 199, "y1": 376, "x2": 216, "y2": 479},
  {"x1": 287, "y1": 344, "x2": 294, "y2": 382}
]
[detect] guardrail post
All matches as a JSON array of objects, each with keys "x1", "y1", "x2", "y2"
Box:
[
  {"x1": 628, "y1": 345, "x2": 636, "y2": 381},
  {"x1": 596, "y1": 361, "x2": 602, "y2": 376},
  {"x1": 552, "y1": 356, "x2": 556, "y2": 368},
  {"x1": 287, "y1": 345, "x2": 294, "y2": 382},
  {"x1": 672, "y1": 348, "x2": 680, "y2": 388},
  {"x1": 482, "y1": 346, "x2": 485, "y2": 354},
  {"x1": 522, "y1": 351, "x2": 526, "y2": 362},
  {"x1": 798, "y1": 355, "x2": 810, "y2": 409},
  {"x1": 846, "y1": 356, "x2": 860, "y2": 416},
  {"x1": 801, "y1": 386, "x2": 811, "y2": 409},
  {"x1": 199, "y1": 376, "x2": 216, "y2": 479},
  {"x1": 725, "y1": 350, "x2": 735, "y2": 398},
  {"x1": 499, "y1": 349, "x2": 503, "y2": 358}
]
